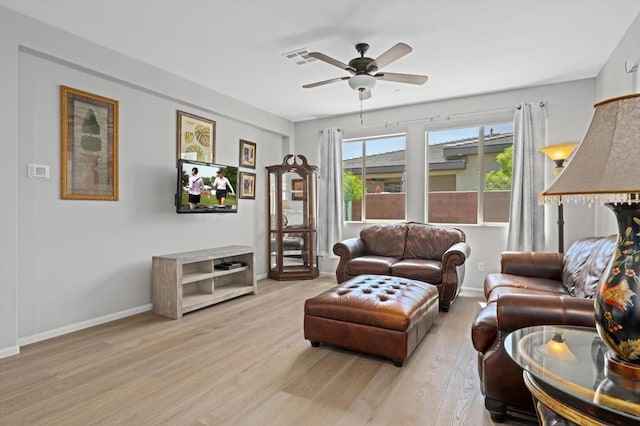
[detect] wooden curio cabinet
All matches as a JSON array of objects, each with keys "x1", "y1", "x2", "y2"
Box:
[{"x1": 266, "y1": 154, "x2": 319, "y2": 280}]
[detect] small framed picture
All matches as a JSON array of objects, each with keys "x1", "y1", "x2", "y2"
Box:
[
  {"x1": 60, "y1": 85, "x2": 119, "y2": 201},
  {"x1": 239, "y1": 172, "x2": 256, "y2": 199},
  {"x1": 177, "y1": 110, "x2": 216, "y2": 163},
  {"x1": 239, "y1": 139, "x2": 257, "y2": 169}
]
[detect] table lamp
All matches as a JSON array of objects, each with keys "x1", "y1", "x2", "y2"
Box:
[
  {"x1": 539, "y1": 94, "x2": 640, "y2": 375},
  {"x1": 538, "y1": 142, "x2": 579, "y2": 252}
]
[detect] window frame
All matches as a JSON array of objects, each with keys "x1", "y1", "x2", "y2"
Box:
[
  {"x1": 425, "y1": 118, "x2": 514, "y2": 226},
  {"x1": 342, "y1": 132, "x2": 407, "y2": 223}
]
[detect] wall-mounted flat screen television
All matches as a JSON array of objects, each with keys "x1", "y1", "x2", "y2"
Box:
[{"x1": 176, "y1": 159, "x2": 238, "y2": 213}]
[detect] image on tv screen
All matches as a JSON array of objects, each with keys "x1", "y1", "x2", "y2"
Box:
[{"x1": 176, "y1": 159, "x2": 238, "y2": 213}]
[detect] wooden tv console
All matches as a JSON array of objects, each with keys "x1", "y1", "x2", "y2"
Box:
[{"x1": 152, "y1": 245, "x2": 256, "y2": 319}]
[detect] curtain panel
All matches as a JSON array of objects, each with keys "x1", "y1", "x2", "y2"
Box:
[
  {"x1": 317, "y1": 128, "x2": 343, "y2": 257},
  {"x1": 506, "y1": 102, "x2": 547, "y2": 251}
]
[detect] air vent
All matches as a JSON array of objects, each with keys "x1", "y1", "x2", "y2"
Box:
[{"x1": 282, "y1": 48, "x2": 316, "y2": 65}]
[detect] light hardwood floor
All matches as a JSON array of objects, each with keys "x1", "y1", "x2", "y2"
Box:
[{"x1": 0, "y1": 276, "x2": 535, "y2": 425}]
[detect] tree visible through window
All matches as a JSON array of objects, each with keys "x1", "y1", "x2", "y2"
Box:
[
  {"x1": 342, "y1": 134, "x2": 407, "y2": 221},
  {"x1": 485, "y1": 146, "x2": 513, "y2": 190}
]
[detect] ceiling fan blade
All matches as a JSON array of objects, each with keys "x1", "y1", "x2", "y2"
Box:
[
  {"x1": 302, "y1": 76, "x2": 349, "y2": 89},
  {"x1": 370, "y1": 42, "x2": 412, "y2": 70},
  {"x1": 375, "y1": 72, "x2": 428, "y2": 85},
  {"x1": 308, "y1": 52, "x2": 356, "y2": 73},
  {"x1": 358, "y1": 89, "x2": 372, "y2": 101}
]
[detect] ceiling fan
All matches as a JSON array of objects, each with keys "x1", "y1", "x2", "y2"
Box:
[{"x1": 303, "y1": 42, "x2": 428, "y2": 100}]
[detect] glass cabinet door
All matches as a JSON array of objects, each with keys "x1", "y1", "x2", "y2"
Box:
[{"x1": 266, "y1": 155, "x2": 318, "y2": 280}]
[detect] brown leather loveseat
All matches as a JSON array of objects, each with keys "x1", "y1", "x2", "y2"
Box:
[
  {"x1": 333, "y1": 222, "x2": 470, "y2": 311},
  {"x1": 471, "y1": 235, "x2": 616, "y2": 422}
]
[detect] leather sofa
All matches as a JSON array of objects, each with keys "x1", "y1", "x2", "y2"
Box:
[
  {"x1": 471, "y1": 235, "x2": 616, "y2": 422},
  {"x1": 332, "y1": 222, "x2": 470, "y2": 311}
]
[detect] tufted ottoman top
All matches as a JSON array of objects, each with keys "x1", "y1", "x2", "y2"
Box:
[{"x1": 304, "y1": 275, "x2": 438, "y2": 331}]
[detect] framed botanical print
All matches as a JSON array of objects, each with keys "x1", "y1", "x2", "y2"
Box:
[
  {"x1": 239, "y1": 139, "x2": 256, "y2": 169},
  {"x1": 60, "y1": 85, "x2": 119, "y2": 201},
  {"x1": 239, "y1": 172, "x2": 256, "y2": 199},
  {"x1": 177, "y1": 110, "x2": 215, "y2": 163}
]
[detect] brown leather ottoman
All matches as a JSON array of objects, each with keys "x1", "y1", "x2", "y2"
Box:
[{"x1": 304, "y1": 275, "x2": 439, "y2": 366}]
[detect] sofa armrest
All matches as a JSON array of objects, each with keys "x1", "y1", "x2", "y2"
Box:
[
  {"x1": 443, "y1": 241, "x2": 470, "y2": 267},
  {"x1": 501, "y1": 251, "x2": 564, "y2": 280},
  {"x1": 496, "y1": 293, "x2": 595, "y2": 332},
  {"x1": 471, "y1": 302, "x2": 498, "y2": 353},
  {"x1": 472, "y1": 293, "x2": 596, "y2": 354},
  {"x1": 333, "y1": 238, "x2": 366, "y2": 283},
  {"x1": 440, "y1": 242, "x2": 471, "y2": 307},
  {"x1": 333, "y1": 237, "x2": 366, "y2": 260}
]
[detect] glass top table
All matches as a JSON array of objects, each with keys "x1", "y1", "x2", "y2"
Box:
[{"x1": 505, "y1": 325, "x2": 640, "y2": 424}]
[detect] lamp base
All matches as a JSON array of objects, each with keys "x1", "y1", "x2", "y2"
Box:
[
  {"x1": 605, "y1": 351, "x2": 640, "y2": 379},
  {"x1": 595, "y1": 203, "x2": 640, "y2": 365},
  {"x1": 594, "y1": 351, "x2": 640, "y2": 408}
]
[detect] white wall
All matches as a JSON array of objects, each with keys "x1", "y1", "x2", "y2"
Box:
[
  {"x1": 0, "y1": 7, "x2": 291, "y2": 357},
  {"x1": 295, "y1": 79, "x2": 597, "y2": 292},
  {"x1": 0, "y1": 7, "x2": 20, "y2": 359},
  {"x1": 594, "y1": 12, "x2": 640, "y2": 237},
  {"x1": 597, "y1": 12, "x2": 640, "y2": 100}
]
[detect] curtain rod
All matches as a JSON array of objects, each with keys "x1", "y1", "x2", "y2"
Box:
[{"x1": 340, "y1": 101, "x2": 546, "y2": 132}]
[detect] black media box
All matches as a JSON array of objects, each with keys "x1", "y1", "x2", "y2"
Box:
[{"x1": 215, "y1": 262, "x2": 245, "y2": 270}]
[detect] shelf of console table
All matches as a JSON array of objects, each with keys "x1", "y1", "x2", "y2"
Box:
[{"x1": 152, "y1": 245, "x2": 256, "y2": 319}]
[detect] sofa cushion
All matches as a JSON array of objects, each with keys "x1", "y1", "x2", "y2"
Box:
[
  {"x1": 484, "y1": 272, "x2": 568, "y2": 298},
  {"x1": 360, "y1": 223, "x2": 407, "y2": 257},
  {"x1": 562, "y1": 235, "x2": 616, "y2": 297},
  {"x1": 347, "y1": 255, "x2": 398, "y2": 276},
  {"x1": 486, "y1": 284, "x2": 570, "y2": 304},
  {"x1": 404, "y1": 222, "x2": 463, "y2": 260},
  {"x1": 391, "y1": 259, "x2": 442, "y2": 283}
]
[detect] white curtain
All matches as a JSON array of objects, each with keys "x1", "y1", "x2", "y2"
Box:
[
  {"x1": 506, "y1": 102, "x2": 547, "y2": 251},
  {"x1": 317, "y1": 128, "x2": 343, "y2": 257}
]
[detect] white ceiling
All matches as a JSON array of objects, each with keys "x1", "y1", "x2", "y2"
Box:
[{"x1": 2, "y1": 0, "x2": 640, "y2": 122}]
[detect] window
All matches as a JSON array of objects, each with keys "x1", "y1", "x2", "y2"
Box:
[
  {"x1": 427, "y1": 122, "x2": 513, "y2": 224},
  {"x1": 342, "y1": 134, "x2": 406, "y2": 221}
]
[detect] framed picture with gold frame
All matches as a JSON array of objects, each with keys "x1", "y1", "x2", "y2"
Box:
[
  {"x1": 60, "y1": 85, "x2": 119, "y2": 201},
  {"x1": 239, "y1": 172, "x2": 256, "y2": 199},
  {"x1": 177, "y1": 110, "x2": 216, "y2": 163},
  {"x1": 239, "y1": 139, "x2": 257, "y2": 169}
]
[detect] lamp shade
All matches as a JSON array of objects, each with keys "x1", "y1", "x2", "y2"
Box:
[
  {"x1": 538, "y1": 142, "x2": 579, "y2": 162},
  {"x1": 539, "y1": 142, "x2": 579, "y2": 177},
  {"x1": 539, "y1": 94, "x2": 640, "y2": 206},
  {"x1": 537, "y1": 329, "x2": 578, "y2": 363}
]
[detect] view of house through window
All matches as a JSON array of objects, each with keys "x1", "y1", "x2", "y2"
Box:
[
  {"x1": 427, "y1": 122, "x2": 514, "y2": 224},
  {"x1": 342, "y1": 134, "x2": 406, "y2": 221}
]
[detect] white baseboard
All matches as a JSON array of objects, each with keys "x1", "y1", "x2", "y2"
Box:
[
  {"x1": 18, "y1": 304, "x2": 152, "y2": 347},
  {"x1": 0, "y1": 345, "x2": 20, "y2": 359},
  {"x1": 256, "y1": 273, "x2": 268, "y2": 280}
]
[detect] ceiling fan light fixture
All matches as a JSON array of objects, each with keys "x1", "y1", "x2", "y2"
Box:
[
  {"x1": 303, "y1": 42, "x2": 427, "y2": 100},
  {"x1": 348, "y1": 74, "x2": 376, "y2": 92}
]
